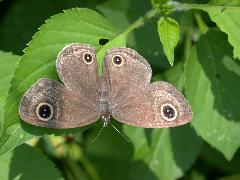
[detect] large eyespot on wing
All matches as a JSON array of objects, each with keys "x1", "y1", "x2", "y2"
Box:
[
  {"x1": 56, "y1": 43, "x2": 99, "y2": 105},
  {"x1": 149, "y1": 81, "x2": 192, "y2": 127},
  {"x1": 19, "y1": 78, "x2": 100, "y2": 129},
  {"x1": 112, "y1": 81, "x2": 192, "y2": 128},
  {"x1": 102, "y1": 47, "x2": 152, "y2": 109}
]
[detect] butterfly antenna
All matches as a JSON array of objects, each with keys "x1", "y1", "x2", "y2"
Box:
[
  {"x1": 109, "y1": 122, "x2": 130, "y2": 143},
  {"x1": 90, "y1": 125, "x2": 105, "y2": 144}
]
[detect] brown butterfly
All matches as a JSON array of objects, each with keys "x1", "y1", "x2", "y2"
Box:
[{"x1": 19, "y1": 44, "x2": 192, "y2": 129}]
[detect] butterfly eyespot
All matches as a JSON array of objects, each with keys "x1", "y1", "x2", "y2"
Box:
[
  {"x1": 36, "y1": 102, "x2": 53, "y2": 121},
  {"x1": 112, "y1": 55, "x2": 124, "y2": 66},
  {"x1": 161, "y1": 103, "x2": 177, "y2": 121},
  {"x1": 83, "y1": 52, "x2": 93, "y2": 64}
]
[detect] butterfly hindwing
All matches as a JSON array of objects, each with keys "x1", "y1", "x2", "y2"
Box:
[{"x1": 103, "y1": 48, "x2": 192, "y2": 128}]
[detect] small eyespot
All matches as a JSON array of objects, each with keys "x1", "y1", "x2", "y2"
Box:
[
  {"x1": 161, "y1": 103, "x2": 177, "y2": 121},
  {"x1": 112, "y1": 55, "x2": 123, "y2": 66},
  {"x1": 36, "y1": 102, "x2": 53, "y2": 121},
  {"x1": 83, "y1": 52, "x2": 93, "y2": 64}
]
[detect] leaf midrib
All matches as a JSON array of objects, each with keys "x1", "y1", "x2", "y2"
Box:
[{"x1": 177, "y1": 3, "x2": 240, "y2": 11}]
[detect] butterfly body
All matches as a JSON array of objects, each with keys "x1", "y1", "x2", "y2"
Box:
[
  {"x1": 19, "y1": 44, "x2": 192, "y2": 129},
  {"x1": 97, "y1": 98, "x2": 111, "y2": 127}
]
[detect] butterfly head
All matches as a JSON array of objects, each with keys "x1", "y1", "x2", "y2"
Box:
[{"x1": 102, "y1": 113, "x2": 111, "y2": 127}]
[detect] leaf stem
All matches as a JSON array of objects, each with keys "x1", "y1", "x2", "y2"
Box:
[
  {"x1": 123, "y1": 8, "x2": 161, "y2": 35},
  {"x1": 194, "y1": 13, "x2": 209, "y2": 34},
  {"x1": 174, "y1": 3, "x2": 206, "y2": 11},
  {"x1": 183, "y1": 23, "x2": 194, "y2": 61}
]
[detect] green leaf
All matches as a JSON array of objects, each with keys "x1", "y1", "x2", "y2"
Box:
[
  {"x1": 178, "y1": 1, "x2": 240, "y2": 59},
  {"x1": 0, "y1": 52, "x2": 19, "y2": 137},
  {"x1": 0, "y1": 52, "x2": 19, "y2": 101},
  {"x1": 185, "y1": 29, "x2": 240, "y2": 160},
  {"x1": 0, "y1": 143, "x2": 63, "y2": 180},
  {"x1": 162, "y1": 61, "x2": 185, "y2": 90},
  {"x1": 151, "y1": 0, "x2": 169, "y2": 8},
  {"x1": 124, "y1": 125, "x2": 202, "y2": 180},
  {"x1": 0, "y1": 8, "x2": 126, "y2": 156},
  {"x1": 204, "y1": 4, "x2": 240, "y2": 60},
  {"x1": 157, "y1": 17, "x2": 180, "y2": 65}
]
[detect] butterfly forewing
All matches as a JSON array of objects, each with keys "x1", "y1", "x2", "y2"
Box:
[
  {"x1": 56, "y1": 44, "x2": 99, "y2": 105},
  {"x1": 102, "y1": 48, "x2": 152, "y2": 109}
]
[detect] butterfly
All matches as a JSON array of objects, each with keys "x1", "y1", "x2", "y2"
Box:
[{"x1": 19, "y1": 44, "x2": 192, "y2": 129}]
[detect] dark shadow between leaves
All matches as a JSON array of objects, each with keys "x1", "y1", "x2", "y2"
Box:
[
  {"x1": 201, "y1": 142, "x2": 240, "y2": 174},
  {"x1": 84, "y1": 120, "x2": 158, "y2": 180},
  {"x1": 196, "y1": 30, "x2": 240, "y2": 122},
  {"x1": 128, "y1": 160, "x2": 158, "y2": 180},
  {"x1": 99, "y1": 38, "x2": 109, "y2": 45}
]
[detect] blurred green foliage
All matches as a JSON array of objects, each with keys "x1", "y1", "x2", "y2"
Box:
[{"x1": 0, "y1": 0, "x2": 240, "y2": 180}]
